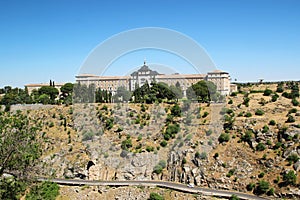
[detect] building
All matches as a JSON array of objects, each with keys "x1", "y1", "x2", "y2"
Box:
[
  {"x1": 25, "y1": 83, "x2": 65, "y2": 94},
  {"x1": 76, "y1": 61, "x2": 236, "y2": 96}
]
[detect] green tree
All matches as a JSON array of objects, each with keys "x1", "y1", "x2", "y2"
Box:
[
  {"x1": 186, "y1": 80, "x2": 217, "y2": 102},
  {"x1": 0, "y1": 111, "x2": 41, "y2": 177},
  {"x1": 114, "y1": 86, "x2": 132, "y2": 102},
  {"x1": 38, "y1": 86, "x2": 59, "y2": 103},
  {"x1": 26, "y1": 182, "x2": 59, "y2": 200}
]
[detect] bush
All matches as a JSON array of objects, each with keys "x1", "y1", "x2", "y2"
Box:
[
  {"x1": 262, "y1": 125, "x2": 269, "y2": 133},
  {"x1": 228, "y1": 99, "x2": 233, "y2": 104},
  {"x1": 292, "y1": 98, "x2": 299, "y2": 106},
  {"x1": 82, "y1": 132, "x2": 94, "y2": 141},
  {"x1": 218, "y1": 133, "x2": 230, "y2": 143},
  {"x1": 255, "y1": 109, "x2": 264, "y2": 116},
  {"x1": 269, "y1": 120, "x2": 276, "y2": 126},
  {"x1": 283, "y1": 170, "x2": 297, "y2": 185},
  {"x1": 263, "y1": 89, "x2": 273, "y2": 96},
  {"x1": 258, "y1": 172, "x2": 265, "y2": 178},
  {"x1": 254, "y1": 180, "x2": 269, "y2": 195},
  {"x1": 229, "y1": 194, "x2": 240, "y2": 200},
  {"x1": 244, "y1": 112, "x2": 252, "y2": 117},
  {"x1": 271, "y1": 93, "x2": 279, "y2": 102},
  {"x1": 26, "y1": 182, "x2": 59, "y2": 200},
  {"x1": 286, "y1": 114, "x2": 295, "y2": 123},
  {"x1": 256, "y1": 143, "x2": 266, "y2": 151},
  {"x1": 148, "y1": 192, "x2": 164, "y2": 200},
  {"x1": 246, "y1": 183, "x2": 255, "y2": 191},
  {"x1": 153, "y1": 165, "x2": 163, "y2": 174},
  {"x1": 287, "y1": 153, "x2": 299, "y2": 164},
  {"x1": 160, "y1": 140, "x2": 167, "y2": 147},
  {"x1": 267, "y1": 188, "x2": 275, "y2": 196}
]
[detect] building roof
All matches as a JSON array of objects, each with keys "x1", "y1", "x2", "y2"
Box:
[
  {"x1": 207, "y1": 69, "x2": 228, "y2": 74},
  {"x1": 131, "y1": 61, "x2": 160, "y2": 76}
]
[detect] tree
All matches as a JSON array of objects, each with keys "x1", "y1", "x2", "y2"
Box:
[
  {"x1": 38, "y1": 86, "x2": 59, "y2": 103},
  {"x1": 114, "y1": 86, "x2": 131, "y2": 102},
  {"x1": 26, "y1": 182, "x2": 59, "y2": 200},
  {"x1": 186, "y1": 80, "x2": 217, "y2": 102},
  {"x1": 60, "y1": 83, "x2": 73, "y2": 97},
  {"x1": 0, "y1": 110, "x2": 41, "y2": 199},
  {"x1": 0, "y1": 110, "x2": 41, "y2": 177}
]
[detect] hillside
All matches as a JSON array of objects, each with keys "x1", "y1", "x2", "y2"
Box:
[{"x1": 9, "y1": 82, "x2": 300, "y2": 199}]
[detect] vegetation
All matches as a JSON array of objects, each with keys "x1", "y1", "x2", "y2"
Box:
[
  {"x1": 148, "y1": 192, "x2": 164, "y2": 200},
  {"x1": 25, "y1": 182, "x2": 59, "y2": 200}
]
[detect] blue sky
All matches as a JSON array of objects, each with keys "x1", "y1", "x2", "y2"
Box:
[{"x1": 0, "y1": 0, "x2": 300, "y2": 87}]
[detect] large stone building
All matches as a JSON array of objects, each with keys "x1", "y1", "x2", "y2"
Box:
[{"x1": 76, "y1": 61, "x2": 236, "y2": 96}]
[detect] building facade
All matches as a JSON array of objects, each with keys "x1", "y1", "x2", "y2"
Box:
[{"x1": 75, "y1": 61, "x2": 236, "y2": 96}]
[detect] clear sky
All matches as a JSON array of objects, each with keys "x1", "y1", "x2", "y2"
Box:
[{"x1": 1, "y1": 0, "x2": 300, "y2": 87}]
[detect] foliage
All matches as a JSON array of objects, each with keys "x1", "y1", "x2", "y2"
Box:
[
  {"x1": 229, "y1": 194, "x2": 240, "y2": 200},
  {"x1": 170, "y1": 104, "x2": 181, "y2": 117},
  {"x1": 254, "y1": 180, "x2": 269, "y2": 195},
  {"x1": 0, "y1": 178, "x2": 27, "y2": 200},
  {"x1": 148, "y1": 192, "x2": 164, "y2": 200},
  {"x1": 282, "y1": 170, "x2": 297, "y2": 185},
  {"x1": 291, "y1": 98, "x2": 299, "y2": 106},
  {"x1": 0, "y1": 110, "x2": 41, "y2": 177},
  {"x1": 113, "y1": 86, "x2": 132, "y2": 102},
  {"x1": 286, "y1": 153, "x2": 299, "y2": 164},
  {"x1": 246, "y1": 183, "x2": 255, "y2": 191},
  {"x1": 244, "y1": 112, "x2": 252, "y2": 117},
  {"x1": 25, "y1": 182, "x2": 59, "y2": 200},
  {"x1": 286, "y1": 114, "x2": 295, "y2": 123},
  {"x1": 269, "y1": 120, "x2": 276, "y2": 126},
  {"x1": 153, "y1": 160, "x2": 167, "y2": 174},
  {"x1": 263, "y1": 89, "x2": 273, "y2": 96},
  {"x1": 255, "y1": 109, "x2": 264, "y2": 116},
  {"x1": 186, "y1": 80, "x2": 218, "y2": 102},
  {"x1": 256, "y1": 143, "x2": 266, "y2": 151},
  {"x1": 218, "y1": 133, "x2": 230, "y2": 143}
]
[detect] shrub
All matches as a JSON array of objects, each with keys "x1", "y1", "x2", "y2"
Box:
[
  {"x1": 288, "y1": 108, "x2": 297, "y2": 114},
  {"x1": 26, "y1": 182, "x2": 59, "y2": 200},
  {"x1": 269, "y1": 120, "x2": 276, "y2": 126},
  {"x1": 226, "y1": 169, "x2": 235, "y2": 177},
  {"x1": 254, "y1": 180, "x2": 269, "y2": 195},
  {"x1": 160, "y1": 140, "x2": 167, "y2": 147},
  {"x1": 292, "y1": 98, "x2": 299, "y2": 106},
  {"x1": 206, "y1": 129, "x2": 213, "y2": 136},
  {"x1": 267, "y1": 188, "x2": 275, "y2": 196},
  {"x1": 263, "y1": 89, "x2": 273, "y2": 96},
  {"x1": 286, "y1": 153, "x2": 299, "y2": 164},
  {"x1": 153, "y1": 165, "x2": 163, "y2": 174},
  {"x1": 82, "y1": 132, "x2": 94, "y2": 141},
  {"x1": 230, "y1": 92, "x2": 237, "y2": 96},
  {"x1": 262, "y1": 125, "x2": 269, "y2": 133},
  {"x1": 202, "y1": 111, "x2": 209, "y2": 118},
  {"x1": 218, "y1": 133, "x2": 230, "y2": 143},
  {"x1": 149, "y1": 192, "x2": 164, "y2": 200},
  {"x1": 258, "y1": 172, "x2": 265, "y2": 178},
  {"x1": 271, "y1": 93, "x2": 279, "y2": 102},
  {"x1": 213, "y1": 152, "x2": 219, "y2": 159},
  {"x1": 246, "y1": 183, "x2": 255, "y2": 191},
  {"x1": 243, "y1": 97, "x2": 250, "y2": 107},
  {"x1": 146, "y1": 146, "x2": 154, "y2": 152},
  {"x1": 286, "y1": 115, "x2": 295, "y2": 123},
  {"x1": 244, "y1": 112, "x2": 252, "y2": 117},
  {"x1": 229, "y1": 194, "x2": 240, "y2": 200},
  {"x1": 228, "y1": 99, "x2": 233, "y2": 104},
  {"x1": 283, "y1": 170, "x2": 297, "y2": 185},
  {"x1": 256, "y1": 143, "x2": 266, "y2": 151},
  {"x1": 255, "y1": 109, "x2": 264, "y2": 116}
]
